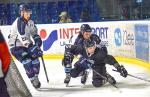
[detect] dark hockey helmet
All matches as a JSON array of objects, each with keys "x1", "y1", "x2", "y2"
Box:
[
  {"x1": 19, "y1": 4, "x2": 32, "y2": 14},
  {"x1": 84, "y1": 39, "x2": 96, "y2": 48},
  {"x1": 80, "y1": 24, "x2": 92, "y2": 34}
]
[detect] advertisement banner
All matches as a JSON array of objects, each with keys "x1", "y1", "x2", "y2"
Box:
[
  {"x1": 37, "y1": 23, "x2": 80, "y2": 54},
  {"x1": 135, "y1": 24, "x2": 149, "y2": 62},
  {"x1": 36, "y1": 22, "x2": 111, "y2": 55},
  {"x1": 110, "y1": 22, "x2": 135, "y2": 58}
]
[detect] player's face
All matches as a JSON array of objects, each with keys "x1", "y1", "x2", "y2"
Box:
[
  {"x1": 20, "y1": 11, "x2": 24, "y2": 17},
  {"x1": 23, "y1": 11, "x2": 31, "y2": 21},
  {"x1": 86, "y1": 45, "x2": 96, "y2": 54},
  {"x1": 83, "y1": 32, "x2": 91, "y2": 40}
]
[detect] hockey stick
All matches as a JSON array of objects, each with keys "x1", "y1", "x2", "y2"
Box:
[
  {"x1": 64, "y1": 35, "x2": 73, "y2": 47},
  {"x1": 69, "y1": 35, "x2": 73, "y2": 43},
  {"x1": 83, "y1": 58, "x2": 119, "y2": 89},
  {"x1": 92, "y1": 69, "x2": 119, "y2": 89},
  {"x1": 63, "y1": 35, "x2": 74, "y2": 87},
  {"x1": 112, "y1": 69, "x2": 150, "y2": 83},
  {"x1": 41, "y1": 56, "x2": 49, "y2": 83}
]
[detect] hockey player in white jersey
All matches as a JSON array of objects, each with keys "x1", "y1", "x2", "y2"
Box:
[{"x1": 8, "y1": 4, "x2": 42, "y2": 89}]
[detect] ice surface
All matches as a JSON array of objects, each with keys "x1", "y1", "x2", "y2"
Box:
[{"x1": 15, "y1": 59, "x2": 150, "y2": 97}]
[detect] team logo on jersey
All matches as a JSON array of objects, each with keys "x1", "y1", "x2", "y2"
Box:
[{"x1": 114, "y1": 28, "x2": 122, "y2": 46}]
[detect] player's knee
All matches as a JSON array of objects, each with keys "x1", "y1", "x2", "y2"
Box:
[
  {"x1": 25, "y1": 68, "x2": 34, "y2": 78},
  {"x1": 22, "y1": 59, "x2": 35, "y2": 78},
  {"x1": 92, "y1": 79, "x2": 104, "y2": 87},
  {"x1": 33, "y1": 67, "x2": 40, "y2": 75},
  {"x1": 26, "y1": 71, "x2": 34, "y2": 78},
  {"x1": 32, "y1": 59, "x2": 40, "y2": 74}
]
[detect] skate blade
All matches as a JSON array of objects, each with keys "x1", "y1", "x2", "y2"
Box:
[
  {"x1": 65, "y1": 83, "x2": 69, "y2": 87},
  {"x1": 36, "y1": 88, "x2": 41, "y2": 91},
  {"x1": 81, "y1": 83, "x2": 86, "y2": 88},
  {"x1": 35, "y1": 87, "x2": 43, "y2": 91}
]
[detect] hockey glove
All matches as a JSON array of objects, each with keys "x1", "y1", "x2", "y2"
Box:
[
  {"x1": 91, "y1": 34, "x2": 101, "y2": 44},
  {"x1": 62, "y1": 52, "x2": 73, "y2": 73},
  {"x1": 33, "y1": 34, "x2": 42, "y2": 47},
  {"x1": 62, "y1": 52, "x2": 74, "y2": 66},
  {"x1": 28, "y1": 44, "x2": 43, "y2": 59},
  {"x1": 76, "y1": 57, "x2": 94, "y2": 69},
  {"x1": 116, "y1": 65, "x2": 128, "y2": 78},
  {"x1": 100, "y1": 46, "x2": 108, "y2": 54}
]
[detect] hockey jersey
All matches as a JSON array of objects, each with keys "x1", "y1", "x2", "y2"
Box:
[{"x1": 8, "y1": 17, "x2": 37, "y2": 48}]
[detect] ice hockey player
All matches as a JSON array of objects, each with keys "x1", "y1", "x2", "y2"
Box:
[
  {"x1": 62, "y1": 24, "x2": 101, "y2": 85},
  {"x1": 8, "y1": 4, "x2": 42, "y2": 89},
  {"x1": 68, "y1": 39, "x2": 128, "y2": 87},
  {"x1": 0, "y1": 30, "x2": 11, "y2": 97}
]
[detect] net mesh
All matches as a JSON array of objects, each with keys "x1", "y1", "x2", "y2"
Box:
[{"x1": 5, "y1": 58, "x2": 32, "y2": 97}]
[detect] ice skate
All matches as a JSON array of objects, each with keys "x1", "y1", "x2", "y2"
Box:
[
  {"x1": 106, "y1": 72, "x2": 116, "y2": 85},
  {"x1": 81, "y1": 71, "x2": 88, "y2": 85},
  {"x1": 64, "y1": 73, "x2": 71, "y2": 87},
  {"x1": 31, "y1": 76, "x2": 41, "y2": 89}
]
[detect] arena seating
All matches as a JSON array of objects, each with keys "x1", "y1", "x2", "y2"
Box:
[{"x1": 0, "y1": 0, "x2": 101, "y2": 25}]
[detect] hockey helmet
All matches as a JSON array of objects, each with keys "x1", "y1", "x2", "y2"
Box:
[
  {"x1": 19, "y1": 4, "x2": 32, "y2": 14},
  {"x1": 84, "y1": 39, "x2": 96, "y2": 48},
  {"x1": 80, "y1": 24, "x2": 92, "y2": 34}
]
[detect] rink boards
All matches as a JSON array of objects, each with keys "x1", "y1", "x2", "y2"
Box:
[
  {"x1": 0, "y1": 21, "x2": 150, "y2": 68},
  {"x1": 0, "y1": 21, "x2": 150, "y2": 97}
]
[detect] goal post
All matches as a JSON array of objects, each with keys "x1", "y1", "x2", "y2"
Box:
[{"x1": 5, "y1": 58, "x2": 32, "y2": 97}]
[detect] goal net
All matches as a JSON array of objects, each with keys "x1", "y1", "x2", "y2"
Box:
[{"x1": 5, "y1": 58, "x2": 32, "y2": 97}]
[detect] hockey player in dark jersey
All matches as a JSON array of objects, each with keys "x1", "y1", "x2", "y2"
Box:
[
  {"x1": 69, "y1": 40, "x2": 128, "y2": 87},
  {"x1": 62, "y1": 24, "x2": 101, "y2": 85},
  {"x1": 8, "y1": 4, "x2": 42, "y2": 89}
]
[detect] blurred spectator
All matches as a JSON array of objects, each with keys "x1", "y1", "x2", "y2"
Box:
[
  {"x1": 79, "y1": 9, "x2": 92, "y2": 22},
  {"x1": 132, "y1": 7, "x2": 140, "y2": 20},
  {"x1": 59, "y1": 11, "x2": 72, "y2": 23}
]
